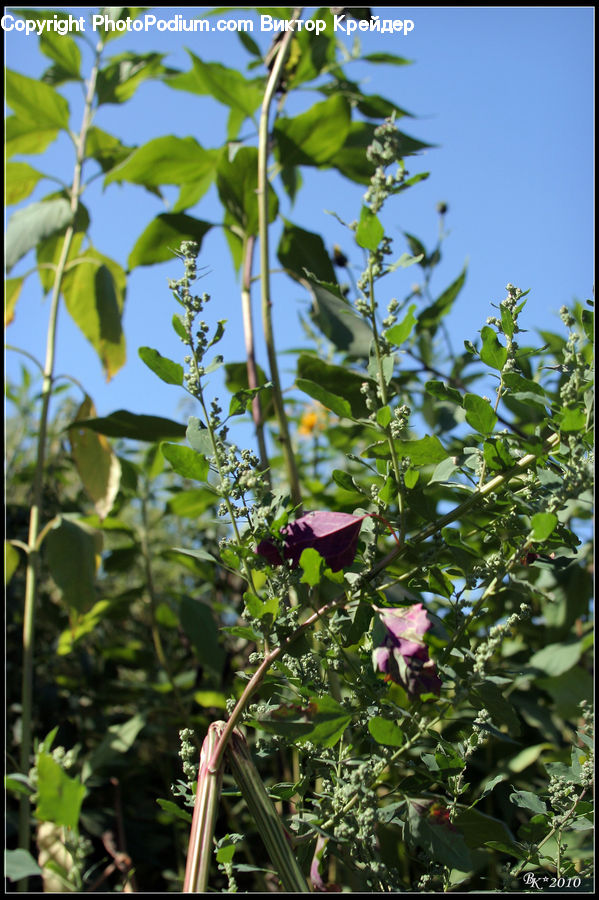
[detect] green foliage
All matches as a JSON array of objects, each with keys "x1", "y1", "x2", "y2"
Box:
[{"x1": 5, "y1": 7, "x2": 593, "y2": 895}]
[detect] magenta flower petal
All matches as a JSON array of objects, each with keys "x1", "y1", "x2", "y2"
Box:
[
  {"x1": 257, "y1": 511, "x2": 365, "y2": 572},
  {"x1": 373, "y1": 604, "x2": 441, "y2": 698}
]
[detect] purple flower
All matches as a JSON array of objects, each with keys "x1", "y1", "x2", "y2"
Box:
[
  {"x1": 373, "y1": 603, "x2": 441, "y2": 698},
  {"x1": 257, "y1": 511, "x2": 365, "y2": 572}
]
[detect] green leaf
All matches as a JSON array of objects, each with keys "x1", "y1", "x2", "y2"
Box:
[
  {"x1": 5, "y1": 115, "x2": 58, "y2": 158},
  {"x1": 96, "y1": 52, "x2": 166, "y2": 104},
  {"x1": 35, "y1": 753, "x2": 86, "y2": 831},
  {"x1": 362, "y1": 52, "x2": 412, "y2": 66},
  {"x1": 509, "y1": 789, "x2": 547, "y2": 815},
  {"x1": 296, "y1": 354, "x2": 374, "y2": 418},
  {"x1": 217, "y1": 146, "x2": 278, "y2": 237},
  {"x1": 530, "y1": 512, "x2": 558, "y2": 542},
  {"x1": 405, "y1": 801, "x2": 472, "y2": 871},
  {"x1": 166, "y1": 51, "x2": 264, "y2": 118},
  {"x1": 5, "y1": 68, "x2": 70, "y2": 130},
  {"x1": 128, "y1": 214, "x2": 212, "y2": 269},
  {"x1": 39, "y1": 28, "x2": 82, "y2": 80},
  {"x1": 44, "y1": 517, "x2": 100, "y2": 615},
  {"x1": 297, "y1": 696, "x2": 352, "y2": 748},
  {"x1": 4, "y1": 849, "x2": 42, "y2": 882},
  {"x1": 61, "y1": 250, "x2": 126, "y2": 379},
  {"x1": 299, "y1": 548, "x2": 325, "y2": 587},
  {"x1": 356, "y1": 205, "x2": 384, "y2": 251},
  {"x1": 5, "y1": 198, "x2": 73, "y2": 272},
  {"x1": 5, "y1": 542, "x2": 21, "y2": 585},
  {"x1": 277, "y1": 219, "x2": 336, "y2": 284},
  {"x1": 558, "y1": 406, "x2": 586, "y2": 432},
  {"x1": 364, "y1": 435, "x2": 448, "y2": 465},
  {"x1": 5, "y1": 161, "x2": 46, "y2": 205},
  {"x1": 274, "y1": 96, "x2": 351, "y2": 168},
  {"x1": 453, "y1": 808, "x2": 515, "y2": 850},
  {"x1": 156, "y1": 798, "x2": 192, "y2": 824},
  {"x1": 479, "y1": 326, "x2": 508, "y2": 370},
  {"x1": 469, "y1": 682, "x2": 520, "y2": 736},
  {"x1": 85, "y1": 126, "x2": 134, "y2": 174},
  {"x1": 385, "y1": 304, "x2": 417, "y2": 346},
  {"x1": 417, "y1": 266, "x2": 467, "y2": 334},
  {"x1": 180, "y1": 597, "x2": 225, "y2": 675},
  {"x1": 105, "y1": 136, "x2": 219, "y2": 188},
  {"x1": 464, "y1": 394, "x2": 497, "y2": 434},
  {"x1": 69, "y1": 410, "x2": 186, "y2": 441},
  {"x1": 165, "y1": 488, "x2": 213, "y2": 518},
  {"x1": 296, "y1": 379, "x2": 353, "y2": 419},
  {"x1": 186, "y1": 416, "x2": 214, "y2": 455},
  {"x1": 528, "y1": 640, "x2": 582, "y2": 677},
  {"x1": 82, "y1": 714, "x2": 146, "y2": 781},
  {"x1": 161, "y1": 443, "x2": 209, "y2": 481},
  {"x1": 244, "y1": 591, "x2": 279, "y2": 625},
  {"x1": 138, "y1": 347, "x2": 184, "y2": 386},
  {"x1": 368, "y1": 717, "x2": 404, "y2": 747},
  {"x1": 305, "y1": 278, "x2": 373, "y2": 357},
  {"x1": 69, "y1": 395, "x2": 121, "y2": 520}
]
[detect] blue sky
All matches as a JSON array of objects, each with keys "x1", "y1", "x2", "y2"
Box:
[{"x1": 5, "y1": 7, "x2": 594, "y2": 435}]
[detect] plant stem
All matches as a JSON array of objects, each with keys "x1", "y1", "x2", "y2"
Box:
[
  {"x1": 183, "y1": 722, "x2": 226, "y2": 892},
  {"x1": 241, "y1": 234, "x2": 270, "y2": 476},
  {"x1": 258, "y1": 8, "x2": 303, "y2": 511},
  {"x1": 17, "y1": 37, "x2": 103, "y2": 883}
]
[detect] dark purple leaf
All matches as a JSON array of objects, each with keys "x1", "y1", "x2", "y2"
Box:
[{"x1": 257, "y1": 511, "x2": 366, "y2": 572}]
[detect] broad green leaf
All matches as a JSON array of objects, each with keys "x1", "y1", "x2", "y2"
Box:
[
  {"x1": 299, "y1": 547, "x2": 325, "y2": 587},
  {"x1": 61, "y1": 250, "x2": 126, "y2": 379},
  {"x1": 464, "y1": 394, "x2": 497, "y2": 434},
  {"x1": 5, "y1": 115, "x2": 58, "y2": 158},
  {"x1": 129, "y1": 213, "x2": 212, "y2": 269},
  {"x1": 4, "y1": 849, "x2": 42, "y2": 882},
  {"x1": 85, "y1": 126, "x2": 133, "y2": 174},
  {"x1": 39, "y1": 29, "x2": 82, "y2": 80},
  {"x1": 68, "y1": 410, "x2": 186, "y2": 441},
  {"x1": 166, "y1": 51, "x2": 264, "y2": 118},
  {"x1": 96, "y1": 52, "x2": 166, "y2": 104},
  {"x1": 171, "y1": 546, "x2": 217, "y2": 564},
  {"x1": 35, "y1": 753, "x2": 86, "y2": 831},
  {"x1": 530, "y1": 512, "x2": 558, "y2": 541},
  {"x1": 69, "y1": 395, "x2": 121, "y2": 520},
  {"x1": 161, "y1": 443, "x2": 209, "y2": 481},
  {"x1": 509, "y1": 789, "x2": 547, "y2": 815},
  {"x1": 368, "y1": 717, "x2": 404, "y2": 747},
  {"x1": 406, "y1": 801, "x2": 472, "y2": 871},
  {"x1": 156, "y1": 799, "x2": 193, "y2": 824},
  {"x1": 364, "y1": 435, "x2": 448, "y2": 465},
  {"x1": 167, "y1": 489, "x2": 216, "y2": 518},
  {"x1": 305, "y1": 278, "x2": 373, "y2": 357},
  {"x1": 244, "y1": 591, "x2": 279, "y2": 625},
  {"x1": 417, "y1": 266, "x2": 467, "y2": 334},
  {"x1": 224, "y1": 362, "x2": 274, "y2": 419},
  {"x1": 277, "y1": 220, "x2": 336, "y2": 284},
  {"x1": 286, "y1": 9, "x2": 336, "y2": 88},
  {"x1": 180, "y1": 597, "x2": 225, "y2": 675},
  {"x1": 186, "y1": 416, "x2": 215, "y2": 455},
  {"x1": 5, "y1": 161, "x2": 46, "y2": 205},
  {"x1": 44, "y1": 517, "x2": 100, "y2": 615},
  {"x1": 4, "y1": 277, "x2": 23, "y2": 326},
  {"x1": 429, "y1": 456, "x2": 458, "y2": 484},
  {"x1": 479, "y1": 325, "x2": 507, "y2": 370},
  {"x1": 5, "y1": 542, "x2": 20, "y2": 585},
  {"x1": 105, "y1": 136, "x2": 219, "y2": 188},
  {"x1": 362, "y1": 52, "x2": 412, "y2": 65},
  {"x1": 82, "y1": 714, "x2": 146, "y2": 781},
  {"x1": 332, "y1": 470, "x2": 367, "y2": 497},
  {"x1": 528, "y1": 640, "x2": 582, "y2": 677},
  {"x1": 274, "y1": 96, "x2": 351, "y2": 168},
  {"x1": 454, "y1": 808, "x2": 515, "y2": 849},
  {"x1": 5, "y1": 199, "x2": 73, "y2": 272},
  {"x1": 296, "y1": 379, "x2": 353, "y2": 419},
  {"x1": 296, "y1": 354, "x2": 374, "y2": 418},
  {"x1": 507, "y1": 744, "x2": 552, "y2": 773},
  {"x1": 425, "y1": 380, "x2": 463, "y2": 405},
  {"x1": 297, "y1": 696, "x2": 352, "y2": 748},
  {"x1": 356, "y1": 205, "x2": 384, "y2": 251},
  {"x1": 558, "y1": 406, "x2": 586, "y2": 432},
  {"x1": 217, "y1": 146, "x2": 278, "y2": 237},
  {"x1": 385, "y1": 304, "x2": 417, "y2": 346},
  {"x1": 469, "y1": 682, "x2": 520, "y2": 736},
  {"x1": 5, "y1": 69, "x2": 70, "y2": 130},
  {"x1": 138, "y1": 346, "x2": 184, "y2": 386}
]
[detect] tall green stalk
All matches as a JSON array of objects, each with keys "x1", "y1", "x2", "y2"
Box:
[
  {"x1": 258, "y1": 8, "x2": 303, "y2": 511},
  {"x1": 17, "y1": 38, "x2": 104, "y2": 884}
]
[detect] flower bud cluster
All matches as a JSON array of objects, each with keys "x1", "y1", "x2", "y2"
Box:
[
  {"x1": 178, "y1": 727, "x2": 199, "y2": 780},
  {"x1": 364, "y1": 117, "x2": 407, "y2": 214},
  {"x1": 473, "y1": 603, "x2": 531, "y2": 675}
]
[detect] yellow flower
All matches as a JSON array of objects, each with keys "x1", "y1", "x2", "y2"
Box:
[{"x1": 298, "y1": 406, "x2": 326, "y2": 437}]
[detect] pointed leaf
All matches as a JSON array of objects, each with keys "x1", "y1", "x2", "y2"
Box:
[
  {"x1": 385, "y1": 304, "x2": 417, "y2": 346},
  {"x1": 356, "y1": 205, "x2": 384, "y2": 251},
  {"x1": 35, "y1": 753, "x2": 86, "y2": 831},
  {"x1": 5, "y1": 68, "x2": 70, "y2": 130},
  {"x1": 67, "y1": 410, "x2": 186, "y2": 441},
  {"x1": 44, "y1": 517, "x2": 100, "y2": 615},
  {"x1": 105, "y1": 136, "x2": 219, "y2": 188},
  {"x1": 161, "y1": 443, "x2": 210, "y2": 481},
  {"x1": 277, "y1": 219, "x2": 336, "y2": 284},
  {"x1": 128, "y1": 213, "x2": 212, "y2": 269},
  {"x1": 166, "y1": 51, "x2": 264, "y2": 117},
  {"x1": 296, "y1": 379, "x2": 353, "y2": 419},
  {"x1": 5, "y1": 199, "x2": 73, "y2": 272},
  {"x1": 69, "y1": 395, "x2": 121, "y2": 520},
  {"x1": 5, "y1": 162, "x2": 47, "y2": 205},
  {"x1": 5, "y1": 115, "x2": 58, "y2": 158},
  {"x1": 96, "y1": 51, "x2": 166, "y2": 105},
  {"x1": 274, "y1": 96, "x2": 351, "y2": 168},
  {"x1": 479, "y1": 326, "x2": 507, "y2": 371},
  {"x1": 138, "y1": 346, "x2": 184, "y2": 386},
  {"x1": 61, "y1": 250, "x2": 126, "y2": 379},
  {"x1": 368, "y1": 717, "x2": 404, "y2": 747},
  {"x1": 464, "y1": 394, "x2": 498, "y2": 434},
  {"x1": 217, "y1": 146, "x2": 278, "y2": 237},
  {"x1": 305, "y1": 278, "x2": 373, "y2": 357}
]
